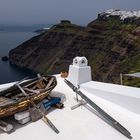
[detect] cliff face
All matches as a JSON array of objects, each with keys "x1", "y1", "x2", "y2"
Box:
[
  {"x1": 9, "y1": 21, "x2": 84, "y2": 74},
  {"x1": 9, "y1": 19, "x2": 140, "y2": 85}
]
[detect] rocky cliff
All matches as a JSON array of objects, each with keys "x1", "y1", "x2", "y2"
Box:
[{"x1": 9, "y1": 18, "x2": 140, "y2": 86}]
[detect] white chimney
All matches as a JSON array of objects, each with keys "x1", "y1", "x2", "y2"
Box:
[{"x1": 67, "y1": 56, "x2": 91, "y2": 86}]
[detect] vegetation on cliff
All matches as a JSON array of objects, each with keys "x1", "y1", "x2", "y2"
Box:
[{"x1": 9, "y1": 18, "x2": 140, "y2": 87}]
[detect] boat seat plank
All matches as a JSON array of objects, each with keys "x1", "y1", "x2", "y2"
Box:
[{"x1": 0, "y1": 97, "x2": 15, "y2": 107}]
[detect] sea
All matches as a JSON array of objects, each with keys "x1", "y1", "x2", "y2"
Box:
[{"x1": 0, "y1": 26, "x2": 39, "y2": 84}]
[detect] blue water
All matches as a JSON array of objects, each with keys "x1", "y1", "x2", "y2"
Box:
[{"x1": 0, "y1": 31, "x2": 37, "y2": 84}]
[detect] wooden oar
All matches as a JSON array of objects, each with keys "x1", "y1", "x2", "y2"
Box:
[
  {"x1": 65, "y1": 79, "x2": 132, "y2": 139},
  {"x1": 16, "y1": 84, "x2": 59, "y2": 134}
]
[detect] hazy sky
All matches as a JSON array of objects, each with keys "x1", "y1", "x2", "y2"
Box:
[{"x1": 0, "y1": 0, "x2": 140, "y2": 25}]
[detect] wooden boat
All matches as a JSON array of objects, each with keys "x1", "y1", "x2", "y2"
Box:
[{"x1": 0, "y1": 75, "x2": 57, "y2": 118}]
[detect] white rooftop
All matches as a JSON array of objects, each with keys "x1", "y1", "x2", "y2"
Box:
[
  {"x1": 0, "y1": 75, "x2": 140, "y2": 140},
  {"x1": 105, "y1": 9, "x2": 140, "y2": 20},
  {"x1": 124, "y1": 72, "x2": 140, "y2": 78}
]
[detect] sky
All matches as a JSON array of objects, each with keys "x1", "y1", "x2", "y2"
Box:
[{"x1": 0, "y1": 0, "x2": 140, "y2": 25}]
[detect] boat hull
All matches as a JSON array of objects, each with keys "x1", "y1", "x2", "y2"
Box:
[{"x1": 0, "y1": 76, "x2": 57, "y2": 118}]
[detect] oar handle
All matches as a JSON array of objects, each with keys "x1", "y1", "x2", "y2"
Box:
[{"x1": 43, "y1": 116, "x2": 60, "y2": 134}]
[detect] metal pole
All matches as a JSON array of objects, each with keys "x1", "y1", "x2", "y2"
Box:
[{"x1": 120, "y1": 73, "x2": 123, "y2": 85}]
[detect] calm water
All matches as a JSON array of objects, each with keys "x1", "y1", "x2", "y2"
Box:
[{"x1": 0, "y1": 31, "x2": 37, "y2": 84}]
